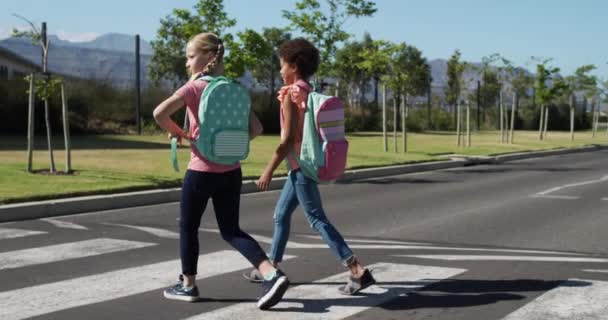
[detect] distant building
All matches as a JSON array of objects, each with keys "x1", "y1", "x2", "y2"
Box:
[{"x1": 0, "y1": 46, "x2": 40, "y2": 80}]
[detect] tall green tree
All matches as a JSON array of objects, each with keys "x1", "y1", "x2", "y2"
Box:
[
  {"x1": 533, "y1": 58, "x2": 567, "y2": 140},
  {"x1": 445, "y1": 50, "x2": 466, "y2": 131},
  {"x1": 225, "y1": 27, "x2": 291, "y2": 132},
  {"x1": 563, "y1": 65, "x2": 596, "y2": 140},
  {"x1": 149, "y1": 0, "x2": 236, "y2": 88},
  {"x1": 282, "y1": 0, "x2": 377, "y2": 82},
  {"x1": 12, "y1": 15, "x2": 62, "y2": 173}
]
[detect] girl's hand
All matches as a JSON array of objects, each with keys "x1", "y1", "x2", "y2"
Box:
[
  {"x1": 168, "y1": 132, "x2": 192, "y2": 146},
  {"x1": 256, "y1": 170, "x2": 273, "y2": 191}
]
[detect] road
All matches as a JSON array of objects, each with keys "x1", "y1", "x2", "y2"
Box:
[{"x1": 1, "y1": 149, "x2": 607, "y2": 319}]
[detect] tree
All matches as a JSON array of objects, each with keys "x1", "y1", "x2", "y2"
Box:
[
  {"x1": 533, "y1": 58, "x2": 567, "y2": 140},
  {"x1": 563, "y1": 65, "x2": 596, "y2": 141},
  {"x1": 395, "y1": 45, "x2": 431, "y2": 152},
  {"x1": 12, "y1": 16, "x2": 62, "y2": 173},
  {"x1": 225, "y1": 27, "x2": 291, "y2": 133},
  {"x1": 149, "y1": 0, "x2": 236, "y2": 88},
  {"x1": 282, "y1": 0, "x2": 377, "y2": 82},
  {"x1": 445, "y1": 50, "x2": 466, "y2": 144}
]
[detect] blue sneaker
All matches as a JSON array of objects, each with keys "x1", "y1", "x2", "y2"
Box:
[
  {"x1": 257, "y1": 270, "x2": 289, "y2": 310},
  {"x1": 163, "y1": 275, "x2": 199, "y2": 302}
]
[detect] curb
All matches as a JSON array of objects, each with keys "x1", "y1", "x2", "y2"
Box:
[{"x1": 1, "y1": 145, "x2": 606, "y2": 223}]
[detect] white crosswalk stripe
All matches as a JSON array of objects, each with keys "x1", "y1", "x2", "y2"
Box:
[
  {"x1": 0, "y1": 250, "x2": 256, "y2": 320},
  {"x1": 41, "y1": 218, "x2": 89, "y2": 230},
  {"x1": 0, "y1": 227, "x2": 46, "y2": 240},
  {"x1": 0, "y1": 238, "x2": 156, "y2": 270},
  {"x1": 394, "y1": 254, "x2": 608, "y2": 263},
  {"x1": 186, "y1": 263, "x2": 467, "y2": 320},
  {"x1": 501, "y1": 279, "x2": 608, "y2": 320}
]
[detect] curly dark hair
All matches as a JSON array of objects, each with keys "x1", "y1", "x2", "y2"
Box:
[{"x1": 279, "y1": 38, "x2": 320, "y2": 80}]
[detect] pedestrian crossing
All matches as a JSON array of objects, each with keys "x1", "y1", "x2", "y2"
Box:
[{"x1": 2, "y1": 223, "x2": 608, "y2": 320}]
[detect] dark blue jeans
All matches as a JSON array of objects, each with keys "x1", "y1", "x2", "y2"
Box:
[{"x1": 180, "y1": 168, "x2": 268, "y2": 275}]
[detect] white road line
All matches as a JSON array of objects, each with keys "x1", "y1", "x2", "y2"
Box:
[
  {"x1": 0, "y1": 238, "x2": 156, "y2": 270},
  {"x1": 395, "y1": 255, "x2": 608, "y2": 263},
  {"x1": 200, "y1": 228, "x2": 580, "y2": 255},
  {"x1": 532, "y1": 195, "x2": 580, "y2": 200},
  {"x1": 533, "y1": 175, "x2": 608, "y2": 198},
  {"x1": 104, "y1": 223, "x2": 180, "y2": 239},
  {"x1": 602, "y1": 198, "x2": 608, "y2": 201},
  {"x1": 501, "y1": 278, "x2": 608, "y2": 320},
  {"x1": 186, "y1": 262, "x2": 466, "y2": 320},
  {"x1": 582, "y1": 269, "x2": 608, "y2": 274},
  {"x1": 188, "y1": 263, "x2": 466, "y2": 320},
  {"x1": 298, "y1": 235, "x2": 431, "y2": 245},
  {"x1": 0, "y1": 227, "x2": 46, "y2": 240},
  {"x1": 0, "y1": 250, "x2": 277, "y2": 320},
  {"x1": 41, "y1": 218, "x2": 89, "y2": 230}
]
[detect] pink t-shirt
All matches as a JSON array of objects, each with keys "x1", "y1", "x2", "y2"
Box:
[
  {"x1": 278, "y1": 80, "x2": 312, "y2": 170},
  {"x1": 174, "y1": 80, "x2": 241, "y2": 173}
]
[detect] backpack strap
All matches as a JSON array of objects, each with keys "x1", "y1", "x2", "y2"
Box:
[{"x1": 171, "y1": 137, "x2": 180, "y2": 172}]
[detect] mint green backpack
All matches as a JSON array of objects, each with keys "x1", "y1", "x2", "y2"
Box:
[{"x1": 171, "y1": 76, "x2": 250, "y2": 170}]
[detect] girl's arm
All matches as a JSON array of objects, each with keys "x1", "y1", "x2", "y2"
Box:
[
  {"x1": 153, "y1": 94, "x2": 191, "y2": 141},
  {"x1": 256, "y1": 91, "x2": 296, "y2": 190}
]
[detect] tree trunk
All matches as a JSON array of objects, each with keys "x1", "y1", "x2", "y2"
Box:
[
  {"x1": 426, "y1": 86, "x2": 431, "y2": 130},
  {"x1": 539, "y1": 105, "x2": 545, "y2": 140},
  {"x1": 27, "y1": 73, "x2": 35, "y2": 173},
  {"x1": 61, "y1": 83, "x2": 71, "y2": 173},
  {"x1": 570, "y1": 95, "x2": 575, "y2": 142},
  {"x1": 543, "y1": 104, "x2": 549, "y2": 139},
  {"x1": 466, "y1": 100, "x2": 471, "y2": 147},
  {"x1": 499, "y1": 91, "x2": 504, "y2": 142},
  {"x1": 456, "y1": 100, "x2": 461, "y2": 146},
  {"x1": 509, "y1": 92, "x2": 517, "y2": 144},
  {"x1": 393, "y1": 96, "x2": 397, "y2": 153},
  {"x1": 44, "y1": 98, "x2": 56, "y2": 173},
  {"x1": 402, "y1": 94, "x2": 407, "y2": 153},
  {"x1": 382, "y1": 83, "x2": 387, "y2": 152}
]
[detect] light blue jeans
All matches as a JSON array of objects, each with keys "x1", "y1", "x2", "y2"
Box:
[{"x1": 269, "y1": 169, "x2": 355, "y2": 265}]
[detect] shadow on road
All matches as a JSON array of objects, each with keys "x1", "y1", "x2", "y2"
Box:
[{"x1": 273, "y1": 279, "x2": 591, "y2": 313}]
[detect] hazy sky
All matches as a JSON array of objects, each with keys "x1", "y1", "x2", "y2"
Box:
[{"x1": 2, "y1": 0, "x2": 606, "y2": 78}]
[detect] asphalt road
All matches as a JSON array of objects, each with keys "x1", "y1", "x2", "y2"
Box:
[{"x1": 1, "y1": 149, "x2": 607, "y2": 320}]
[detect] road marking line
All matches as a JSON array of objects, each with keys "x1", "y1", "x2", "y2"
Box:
[
  {"x1": 501, "y1": 278, "x2": 608, "y2": 320},
  {"x1": 532, "y1": 195, "x2": 580, "y2": 200},
  {"x1": 0, "y1": 250, "x2": 287, "y2": 320},
  {"x1": 185, "y1": 262, "x2": 467, "y2": 320},
  {"x1": 533, "y1": 175, "x2": 608, "y2": 199},
  {"x1": 201, "y1": 228, "x2": 580, "y2": 255},
  {"x1": 104, "y1": 223, "x2": 179, "y2": 239},
  {"x1": 0, "y1": 227, "x2": 46, "y2": 240},
  {"x1": 395, "y1": 255, "x2": 608, "y2": 262},
  {"x1": 602, "y1": 198, "x2": 608, "y2": 201},
  {"x1": 41, "y1": 218, "x2": 89, "y2": 230},
  {"x1": 582, "y1": 269, "x2": 608, "y2": 274},
  {"x1": 0, "y1": 238, "x2": 156, "y2": 270},
  {"x1": 298, "y1": 234, "x2": 431, "y2": 245}
]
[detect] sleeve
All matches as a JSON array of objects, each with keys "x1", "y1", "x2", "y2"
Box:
[
  {"x1": 288, "y1": 84, "x2": 307, "y2": 110},
  {"x1": 174, "y1": 82, "x2": 196, "y2": 109}
]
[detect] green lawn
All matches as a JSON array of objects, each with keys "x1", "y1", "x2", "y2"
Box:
[{"x1": 1, "y1": 130, "x2": 607, "y2": 204}]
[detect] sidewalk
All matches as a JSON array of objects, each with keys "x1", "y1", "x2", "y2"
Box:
[{"x1": 1, "y1": 145, "x2": 605, "y2": 223}]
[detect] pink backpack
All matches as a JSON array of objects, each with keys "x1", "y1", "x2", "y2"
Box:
[{"x1": 299, "y1": 91, "x2": 349, "y2": 182}]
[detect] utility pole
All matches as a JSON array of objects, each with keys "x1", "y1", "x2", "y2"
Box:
[{"x1": 135, "y1": 34, "x2": 142, "y2": 135}]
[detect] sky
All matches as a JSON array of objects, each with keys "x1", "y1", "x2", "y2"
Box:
[{"x1": 1, "y1": 0, "x2": 606, "y2": 79}]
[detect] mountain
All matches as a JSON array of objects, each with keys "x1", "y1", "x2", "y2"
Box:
[{"x1": 0, "y1": 34, "x2": 152, "y2": 87}]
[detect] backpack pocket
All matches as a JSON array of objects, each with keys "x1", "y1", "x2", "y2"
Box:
[
  {"x1": 212, "y1": 129, "x2": 249, "y2": 159},
  {"x1": 318, "y1": 140, "x2": 348, "y2": 181}
]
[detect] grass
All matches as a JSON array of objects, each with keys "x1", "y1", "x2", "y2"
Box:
[{"x1": 1, "y1": 130, "x2": 607, "y2": 204}]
